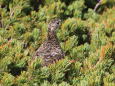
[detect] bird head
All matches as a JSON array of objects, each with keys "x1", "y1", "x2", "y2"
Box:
[{"x1": 48, "y1": 18, "x2": 61, "y2": 32}]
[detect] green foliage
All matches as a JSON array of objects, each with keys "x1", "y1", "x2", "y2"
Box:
[
  {"x1": 0, "y1": 73, "x2": 15, "y2": 86},
  {"x1": 66, "y1": 0, "x2": 85, "y2": 18},
  {"x1": 0, "y1": 0, "x2": 115, "y2": 85}
]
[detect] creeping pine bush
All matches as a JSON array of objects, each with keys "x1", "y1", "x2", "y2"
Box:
[{"x1": 0, "y1": 0, "x2": 115, "y2": 86}]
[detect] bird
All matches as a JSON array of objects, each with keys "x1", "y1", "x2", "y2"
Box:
[{"x1": 32, "y1": 18, "x2": 64, "y2": 66}]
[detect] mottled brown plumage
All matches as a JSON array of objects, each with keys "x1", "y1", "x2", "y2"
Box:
[{"x1": 33, "y1": 18, "x2": 64, "y2": 66}]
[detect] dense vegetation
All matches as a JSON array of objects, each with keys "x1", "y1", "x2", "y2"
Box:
[{"x1": 0, "y1": 0, "x2": 115, "y2": 86}]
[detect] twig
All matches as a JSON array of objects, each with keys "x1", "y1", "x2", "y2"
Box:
[{"x1": 94, "y1": 0, "x2": 101, "y2": 12}]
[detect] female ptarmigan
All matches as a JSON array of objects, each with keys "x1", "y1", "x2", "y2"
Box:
[{"x1": 33, "y1": 18, "x2": 64, "y2": 66}]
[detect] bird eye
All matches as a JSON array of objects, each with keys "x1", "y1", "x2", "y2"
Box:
[{"x1": 57, "y1": 22, "x2": 59, "y2": 24}]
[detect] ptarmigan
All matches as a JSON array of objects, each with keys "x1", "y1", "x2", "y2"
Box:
[{"x1": 33, "y1": 18, "x2": 64, "y2": 66}]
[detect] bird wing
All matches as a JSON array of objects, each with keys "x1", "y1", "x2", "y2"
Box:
[{"x1": 32, "y1": 42, "x2": 51, "y2": 58}]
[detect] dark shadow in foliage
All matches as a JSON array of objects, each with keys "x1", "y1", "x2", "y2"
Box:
[
  {"x1": 85, "y1": 0, "x2": 97, "y2": 9},
  {"x1": 70, "y1": 27, "x2": 91, "y2": 45},
  {"x1": 0, "y1": 15, "x2": 2, "y2": 28},
  {"x1": 0, "y1": 0, "x2": 12, "y2": 11},
  {"x1": 29, "y1": 0, "x2": 43, "y2": 11},
  {"x1": 106, "y1": 2, "x2": 115, "y2": 8},
  {"x1": 8, "y1": 63, "x2": 27, "y2": 76},
  {"x1": 61, "y1": 0, "x2": 76, "y2": 5},
  {"x1": 105, "y1": 29, "x2": 115, "y2": 38},
  {"x1": 22, "y1": 7, "x2": 33, "y2": 15},
  {"x1": 81, "y1": 8, "x2": 89, "y2": 20},
  {"x1": 111, "y1": 42, "x2": 115, "y2": 61},
  {"x1": 83, "y1": 0, "x2": 97, "y2": 19}
]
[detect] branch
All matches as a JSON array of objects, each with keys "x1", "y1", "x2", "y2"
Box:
[{"x1": 94, "y1": 1, "x2": 101, "y2": 12}]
